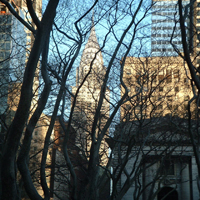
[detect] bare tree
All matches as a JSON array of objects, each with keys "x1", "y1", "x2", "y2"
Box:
[
  {"x1": 0, "y1": 0, "x2": 198, "y2": 200},
  {"x1": 0, "y1": 0, "x2": 59, "y2": 199}
]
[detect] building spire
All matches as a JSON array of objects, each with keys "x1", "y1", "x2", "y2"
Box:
[
  {"x1": 87, "y1": 8, "x2": 98, "y2": 49},
  {"x1": 77, "y1": 10, "x2": 104, "y2": 85},
  {"x1": 92, "y1": 6, "x2": 95, "y2": 28}
]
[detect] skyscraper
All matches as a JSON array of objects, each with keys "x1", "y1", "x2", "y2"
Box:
[
  {"x1": 0, "y1": 0, "x2": 42, "y2": 119},
  {"x1": 0, "y1": 1, "x2": 27, "y2": 128},
  {"x1": 151, "y1": 0, "x2": 189, "y2": 57},
  {"x1": 0, "y1": 0, "x2": 43, "y2": 171}
]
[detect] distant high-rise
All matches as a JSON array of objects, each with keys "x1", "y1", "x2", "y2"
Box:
[
  {"x1": 0, "y1": 0, "x2": 42, "y2": 144},
  {"x1": 0, "y1": 1, "x2": 26, "y2": 119},
  {"x1": 0, "y1": 0, "x2": 42, "y2": 118},
  {"x1": 151, "y1": 0, "x2": 189, "y2": 57}
]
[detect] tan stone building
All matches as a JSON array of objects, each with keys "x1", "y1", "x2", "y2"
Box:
[{"x1": 121, "y1": 56, "x2": 193, "y2": 121}]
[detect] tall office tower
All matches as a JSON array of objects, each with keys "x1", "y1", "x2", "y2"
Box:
[
  {"x1": 72, "y1": 21, "x2": 110, "y2": 163},
  {"x1": 0, "y1": 2, "x2": 50, "y2": 198},
  {"x1": 0, "y1": 0, "x2": 42, "y2": 123},
  {"x1": 151, "y1": 0, "x2": 189, "y2": 57},
  {"x1": 0, "y1": 1, "x2": 26, "y2": 121},
  {"x1": 0, "y1": 1, "x2": 42, "y2": 147}
]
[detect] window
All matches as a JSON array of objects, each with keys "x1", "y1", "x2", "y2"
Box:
[
  {"x1": 126, "y1": 69, "x2": 131, "y2": 75},
  {"x1": 157, "y1": 104, "x2": 163, "y2": 110},
  {"x1": 5, "y1": 42, "x2": 10, "y2": 50},
  {"x1": 0, "y1": 4, "x2": 6, "y2": 14},
  {"x1": 126, "y1": 77, "x2": 132, "y2": 84},
  {"x1": 152, "y1": 87, "x2": 156, "y2": 92},
  {"x1": 158, "y1": 96, "x2": 162, "y2": 101},
  {"x1": 159, "y1": 87, "x2": 163, "y2": 92},
  {"x1": 142, "y1": 96, "x2": 146, "y2": 100},
  {"x1": 135, "y1": 105, "x2": 140, "y2": 110},
  {"x1": 136, "y1": 74, "x2": 141, "y2": 83},
  {"x1": 184, "y1": 78, "x2": 188, "y2": 83},
  {"x1": 126, "y1": 104, "x2": 131, "y2": 110},
  {"x1": 174, "y1": 69, "x2": 179, "y2": 82},
  {"x1": 144, "y1": 86, "x2": 148, "y2": 92},
  {"x1": 166, "y1": 69, "x2": 172, "y2": 83},
  {"x1": 184, "y1": 95, "x2": 189, "y2": 101},
  {"x1": 160, "y1": 160, "x2": 175, "y2": 176},
  {"x1": 168, "y1": 104, "x2": 172, "y2": 110},
  {"x1": 167, "y1": 86, "x2": 172, "y2": 92},
  {"x1": 175, "y1": 86, "x2": 179, "y2": 92},
  {"x1": 27, "y1": 32, "x2": 31, "y2": 37},
  {"x1": 158, "y1": 71, "x2": 164, "y2": 83},
  {"x1": 152, "y1": 96, "x2": 156, "y2": 101},
  {"x1": 152, "y1": 74, "x2": 157, "y2": 83},
  {"x1": 135, "y1": 86, "x2": 140, "y2": 92},
  {"x1": 88, "y1": 103, "x2": 91, "y2": 107},
  {"x1": 167, "y1": 96, "x2": 172, "y2": 102}
]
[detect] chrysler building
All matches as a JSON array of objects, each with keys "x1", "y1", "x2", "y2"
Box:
[{"x1": 72, "y1": 19, "x2": 109, "y2": 162}]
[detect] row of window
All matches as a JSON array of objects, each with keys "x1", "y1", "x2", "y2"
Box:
[
  {"x1": 0, "y1": 50, "x2": 10, "y2": 60},
  {"x1": 152, "y1": 48, "x2": 181, "y2": 52},
  {"x1": 153, "y1": 12, "x2": 178, "y2": 16},
  {"x1": 152, "y1": 34, "x2": 180, "y2": 38},
  {"x1": 153, "y1": 5, "x2": 176, "y2": 10},
  {"x1": 156, "y1": 86, "x2": 179, "y2": 92},
  {"x1": 197, "y1": 19, "x2": 200, "y2": 24},
  {"x1": 152, "y1": 40, "x2": 182, "y2": 45},
  {"x1": 152, "y1": 19, "x2": 175, "y2": 24},
  {"x1": 152, "y1": 26, "x2": 179, "y2": 31},
  {"x1": 0, "y1": 33, "x2": 11, "y2": 41},
  {"x1": 126, "y1": 69, "x2": 181, "y2": 79},
  {"x1": 135, "y1": 85, "x2": 180, "y2": 93},
  {"x1": 125, "y1": 102, "x2": 180, "y2": 113},
  {"x1": 0, "y1": 25, "x2": 11, "y2": 33},
  {"x1": 0, "y1": 42, "x2": 10, "y2": 50},
  {"x1": 197, "y1": 10, "x2": 200, "y2": 16},
  {"x1": 0, "y1": 15, "x2": 12, "y2": 25}
]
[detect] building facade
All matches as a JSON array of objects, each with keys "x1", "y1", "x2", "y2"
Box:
[
  {"x1": 0, "y1": 1, "x2": 45, "y2": 199},
  {"x1": 0, "y1": 0, "x2": 42, "y2": 126},
  {"x1": 115, "y1": 1, "x2": 200, "y2": 199},
  {"x1": 112, "y1": 117, "x2": 199, "y2": 200},
  {"x1": 121, "y1": 56, "x2": 193, "y2": 121},
  {"x1": 151, "y1": 0, "x2": 190, "y2": 57},
  {"x1": 0, "y1": 0, "x2": 27, "y2": 150}
]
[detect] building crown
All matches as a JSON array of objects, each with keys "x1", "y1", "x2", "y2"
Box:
[{"x1": 77, "y1": 16, "x2": 104, "y2": 86}]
